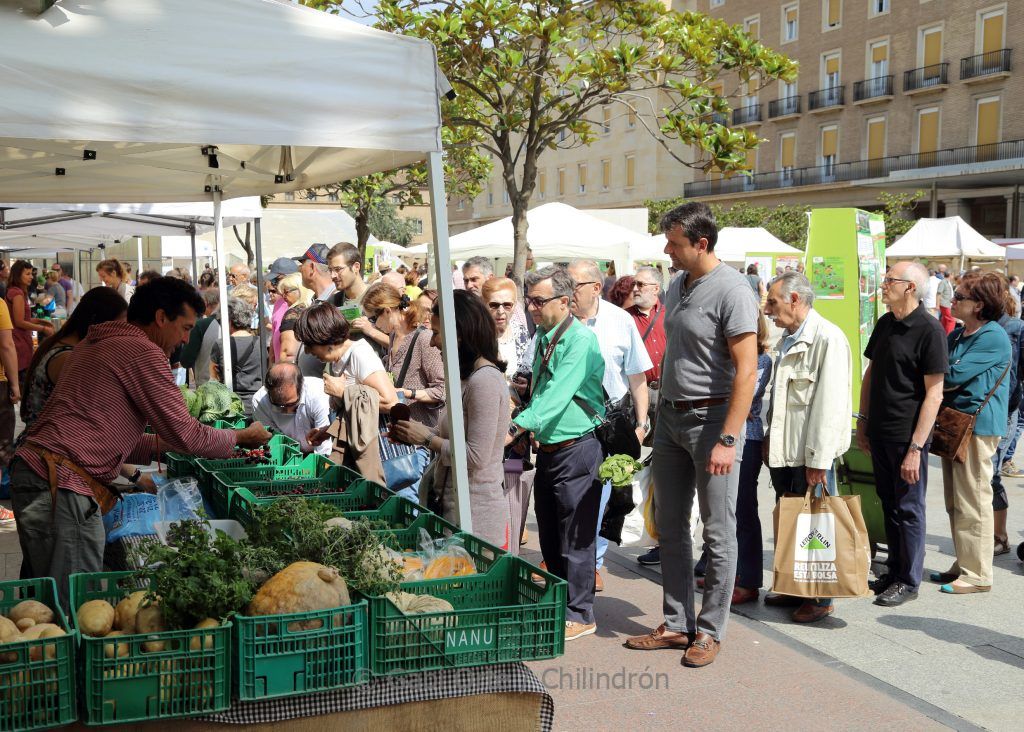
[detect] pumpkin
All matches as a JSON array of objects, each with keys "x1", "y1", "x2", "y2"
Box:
[{"x1": 247, "y1": 562, "x2": 351, "y2": 631}]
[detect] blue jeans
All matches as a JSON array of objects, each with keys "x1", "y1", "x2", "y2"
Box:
[
  {"x1": 992, "y1": 409, "x2": 1015, "y2": 511},
  {"x1": 1001, "y1": 402, "x2": 1024, "y2": 463},
  {"x1": 768, "y1": 464, "x2": 837, "y2": 608},
  {"x1": 394, "y1": 447, "x2": 432, "y2": 505},
  {"x1": 595, "y1": 480, "x2": 612, "y2": 569}
]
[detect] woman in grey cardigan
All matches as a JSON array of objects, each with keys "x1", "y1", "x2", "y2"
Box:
[{"x1": 390, "y1": 291, "x2": 511, "y2": 549}]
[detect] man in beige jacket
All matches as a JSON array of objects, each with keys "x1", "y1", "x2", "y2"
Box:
[{"x1": 763, "y1": 271, "x2": 853, "y2": 623}]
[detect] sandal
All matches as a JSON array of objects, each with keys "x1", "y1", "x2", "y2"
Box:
[{"x1": 995, "y1": 537, "x2": 1011, "y2": 556}]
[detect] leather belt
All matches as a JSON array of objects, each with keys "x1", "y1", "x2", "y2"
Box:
[
  {"x1": 538, "y1": 431, "x2": 595, "y2": 454},
  {"x1": 662, "y1": 396, "x2": 728, "y2": 411}
]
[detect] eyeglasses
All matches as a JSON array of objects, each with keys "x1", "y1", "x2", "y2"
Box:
[
  {"x1": 525, "y1": 295, "x2": 562, "y2": 308},
  {"x1": 328, "y1": 265, "x2": 350, "y2": 276},
  {"x1": 633, "y1": 281, "x2": 657, "y2": 290},
  {"x1": 882, "y1": 277, "x2": 913, "y2": 286},
  {"x1": 488, "y1": 302, "x2": 515, "y2": 312},
  {"x1": 573, "y1": 281, "x2": 600, "y2": 289},
  {"x1": 953, "y1": 291, "x2": 974, "y2": 302}
]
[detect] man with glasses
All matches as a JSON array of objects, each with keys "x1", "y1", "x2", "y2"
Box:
[
  {"x1": 252, "y1": 362, "x2": 332, "y2": 456},
  {"x1": 327, "y1": 242, "x2": 368, "y2": 308},
  {"x1": 228, "y1": 263, "x2": 250, "y2": 291},
  {"x1": 628, "y1": 265, "x2": 667, "y2": 566},
  {"x1": 511, "y1": 266, "x2": 605, "y2": 642},
  {"x1": 567, "y1": 259, "x2": 651, "y2": 591},
  {"x1": 856, "y1": 261, "x2": 947, "y2": 608}
]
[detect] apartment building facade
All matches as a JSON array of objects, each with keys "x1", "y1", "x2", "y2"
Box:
[{"x1": 689, "y1": 0, "x2": 1024, "y2": 237}]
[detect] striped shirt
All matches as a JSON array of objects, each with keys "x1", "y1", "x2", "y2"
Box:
[{"x1": 16, "y1": 321, "x2": 236, "y2": 497}]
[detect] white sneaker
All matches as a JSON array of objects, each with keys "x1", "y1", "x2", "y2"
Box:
[{"x1": 565, "y1": 621, "x2": 596, "y2": 641}]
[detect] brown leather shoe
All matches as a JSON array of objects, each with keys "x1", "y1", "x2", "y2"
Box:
[
  {"x1": 624, "y1": 624, "x2": 694, "y2": 651},
  {"x1": 731, "y1": 586, "x2": 758, "y2": 605},
  {"x1": 792, "y1": 602, "x2": 835, "y2": 624},
  {"x1": 764, "y1": 592, "x2": 803, "y2": 608},
  {"x1": 595, "y1": 570, "x2": 604, "y2": 593},
  {"x1": 682, "y1": 632, "x2": 720, "y2": 667},
  {"x1": 530, "y1": 561, "x2": 548, "y2": 584}
]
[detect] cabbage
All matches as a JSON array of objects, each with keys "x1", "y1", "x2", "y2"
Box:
[{"x1": 181, "y1": 381, "x2": 246, "y2": 423}]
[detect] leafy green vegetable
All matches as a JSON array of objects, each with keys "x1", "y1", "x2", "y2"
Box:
[
  {"x1": 180, "y1": 381, "x2": 246, "y2": 423},
  {"x1": 598, "y1": 455, "x2": 643, "y2": 487}
]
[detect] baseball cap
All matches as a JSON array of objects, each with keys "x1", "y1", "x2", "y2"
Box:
[
  {"x1": 292, "y1": 242, "x2": 330, "y2": 266},
  {"x1": 266, "y1": 257, "x2": 300, "y2": 282}
]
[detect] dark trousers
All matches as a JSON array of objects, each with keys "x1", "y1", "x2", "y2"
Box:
[
  {"x1": 870, "y1": 440, "x2": 928, "y2": 589},
  {"x1": 694, "y1": 439, "x2": 764, "y2": 589},
  {"x1": 0, "y1": 380, "x2": 15, "y2": 469},
  {"x1": 534, "y1": 434, "x2": 603, "y2": 624}
]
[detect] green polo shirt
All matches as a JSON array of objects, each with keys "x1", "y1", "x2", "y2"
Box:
[{"x1": 514, "y1": 315, "x2": 605, "y2": 444}]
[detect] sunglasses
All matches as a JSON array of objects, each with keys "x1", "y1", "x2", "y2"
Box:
[
  {"x1": 952, "y1": 291, "x2": 974, "y2": 302},
  {"x1": 488, "y1": 301, "x2": 515, "y2": 312}
]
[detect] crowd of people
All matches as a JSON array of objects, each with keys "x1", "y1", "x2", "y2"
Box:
[{"x1": 0, "y1": 202, "x2": 1022, "y2": 665}]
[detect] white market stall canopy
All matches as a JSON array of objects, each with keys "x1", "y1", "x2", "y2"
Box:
[
  {"x1": 0, "y1": 0, "x2": 443, "y2": 203},
  {"x1": 886, "y1": 217, "x2": 1005, "y2": 259},
  {"x1": 416, "y1": 202, "x2": 654, "y2": 272},
  {"x1": 645, "y1": 227, "x2": 802, "y2": 263},
  {"x1": 997, "y1": 239, "x2": 1024, "y2": 260}
]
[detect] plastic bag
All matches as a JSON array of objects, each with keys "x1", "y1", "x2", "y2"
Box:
[
  {"x1": 619, "y1": 462, "x2": 701, "y2": 547},
  {"x1": 157, "y1": 476, "x2": 203, "y2": 523},
  {"x1": 387, "y1": 529, "x2": 478, "y2": 582},
  {"x1": 102, "y1": 493, "x2": 161, "y2": 543}
]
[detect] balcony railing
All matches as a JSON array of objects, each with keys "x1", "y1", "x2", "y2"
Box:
[
  {"x1": 732, "y1": 104, "x2": 762, "y2": 125},
  {"x1": 808, "y1": 86, "x2": 844, "y2": 110},
  {"x1": 960, "y1": 49, "x2": 1012, "y2": 80},
  {"x1": 904, "y1": 63, "x2": 949, "y2": 91},
  {"x1": 768, "y1": 95, "x2": 801, "y2": 118},
  {"x1": 683, "y1": 138, "x2": 1024, "y2": 198},
  {"x1": 853, "y1": 75, "x2": 894, "y2": 102}
]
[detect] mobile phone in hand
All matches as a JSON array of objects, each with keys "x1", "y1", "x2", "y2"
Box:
[{"x1": 389, "y1": 402, "x2": 412, "y2": 427}]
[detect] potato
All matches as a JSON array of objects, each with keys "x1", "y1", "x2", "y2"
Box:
[
  {"x1": 14, "y1": 618, "x2": 34, "y2": 633},
  {"x1": 9, "y1": 600, "x2": 53, "y2": 627},
  {"x1": 189, "y1": 619, "x2": 219, "y2": 652},
  {"x1": 102, "y1": 631, "x2": 129, "y2": 659},
  {"x1": 18, "y1": 623, "x2": 60, "y2": 641},
  {"x1": 77, "y1": 600, "x2": 115, "y2": 637},
  {"x1": 136, "y1": 601, "x2": 166, "y2": 652},
  {"x1": 0, "y1": 615, "x2": 18, "y2": 642},
  {"x1": 114, "y1": 591, "x2": 148, "y2": 634},
  {"x1": 28, "y1": 627, "x2": 65, "y2": 662}
]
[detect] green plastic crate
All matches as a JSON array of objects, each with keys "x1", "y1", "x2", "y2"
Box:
[
  {"x1": 204, "y1": 418, "x2": 249, "y2": 429},
  {"x1": 233, "y1": 599, "x2": 369, "y2": 701},
  {"x1": 191, "y1": 435, "x2": 306, "y2": 492},
  {"x1": 228, "y1": 480, "x2": 393, "y2": 531},
  {"x1": 368, "y1": 555, "x2": 565, "y2": 676},
  {"x1": 0, "y1": 578, "x2": 76, "y2": 732},
  {"x1": 342, "y1": 496, "x2": 422, "y2": 530},
  {"x1": 210, "y1": 464, "x2": 378, "y2": 522},
  {"x1": 68, "y1": 572, "x2": 231, "y2": 726}
]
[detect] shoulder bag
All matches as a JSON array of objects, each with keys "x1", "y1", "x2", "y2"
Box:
[
  {"x1": 380, "y1": 329, "x2": 426, "y2": 491},
  {"x1": 931, "y1": 331, "x2": 1010, "y2": 463}
]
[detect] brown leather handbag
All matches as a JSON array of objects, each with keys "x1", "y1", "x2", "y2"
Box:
[{"x1": 931, "y1": 362, "x2": 1009, "y2": 463}]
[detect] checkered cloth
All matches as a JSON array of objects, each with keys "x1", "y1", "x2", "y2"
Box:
[{"x1": 201, "y1": 662, "x2": 553, "y2": 730}]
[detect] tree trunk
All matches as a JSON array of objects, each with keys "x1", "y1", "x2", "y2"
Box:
[
  {"x1": 355, "y1": 205, "x2": 371, "y2": 270},
  {"x1": 232, "y1": 223, "x2": 254, "y2": 268},
  {"x1": 511, "y1": 198, "x2": 529, "y2": 287}
]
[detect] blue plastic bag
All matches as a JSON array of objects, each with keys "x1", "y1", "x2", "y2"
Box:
[{"x1": 102, "y1": 493, "x2": 160, "y2": 543}]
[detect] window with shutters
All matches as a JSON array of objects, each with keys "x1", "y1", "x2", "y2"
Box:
[
  {"x1": 780, "y1": 133, "x2": 796, "y2": 179},
  {"x1": 823, "y1": 0, "x2": 841, "y2": 31},
  {"x1": 976, "y1": 97, "x2": 1001, "y2": 161},
  {"x1": 602, "y1": 106, "x2": 611, "y2": 135},
  {"x1": 577, "y1": 163, "x2": 587, "y2": 194},
  {"x1": 866, "y1": 117, "x2": 887, "y2": 176},
  {"x1": 919, "y1": 26, "x2": 943, "y2": 76},
  {"x1": 917, "y1": 108, "x2": 939, "y2": 166},
  {"x1": 487, "y1": 186, "x2": 494, "y2": 206},
  {"x1": 821, "y1": 53, "x2": 842, "y2": 106},
  {"x1": 782, "y1": 4, "x2": 798, "y2": 42},
  {"x1": 744, "y1": 16, "x2": 760, "y2": 41},
  {"x1": 820, "y1": 126, "x2": 838, "y2": 175},
  {"x1": 538, "y1": 170, "x2": 547, "y2": 200},
  {"x1": 978, "y1": 8, "x2": 1005, "y2": 56},
  {"x1": 868, "y1": 41, "x2": 889, "y2": 79},
  {"x1": 456, "y1": 198, "x2": 465, "y2": 211},
  {"x1": 625, "y1": 154, "x2": 636, "y2": 188},
  {"x1": 601, "y1": 159, "x2": 611, "y2": 191},
  {"x1": 870, "y1": 0, "x2": 889, "y2": 17},
  {"x1": 557, "y1": 168, "x2": 565, "y2": 197}
]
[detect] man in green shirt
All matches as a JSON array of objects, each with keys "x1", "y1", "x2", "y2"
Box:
[{"x1": 511, "y1": 266, "x2": 605, "y2": 641}]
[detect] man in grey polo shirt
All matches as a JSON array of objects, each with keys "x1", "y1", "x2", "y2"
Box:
[{"x1": 625, "y1": 202, "x2": 759, "y2": 668}]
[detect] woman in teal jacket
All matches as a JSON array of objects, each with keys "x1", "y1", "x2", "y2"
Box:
[{"x1": 933, "y1": 271, "x2": 1012, "y2": 594}]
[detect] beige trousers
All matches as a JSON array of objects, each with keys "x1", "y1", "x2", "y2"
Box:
[{"x1": 941, "y1": 435, "x2": 999, "y2": 587}]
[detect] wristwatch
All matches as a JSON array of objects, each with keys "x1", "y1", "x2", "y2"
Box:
[
  {"x1": 641, "y1": 420, "x2": 651, "y2": 435},
  {"x1": 908, "y1": 442, "x2": 923, "y2": 452},
  {"x1": 718, "y1": 433, "x2": 737, "y2": 448},
  {"x1": 128, "y1": 468, "x2": 142, "y2": 485}
]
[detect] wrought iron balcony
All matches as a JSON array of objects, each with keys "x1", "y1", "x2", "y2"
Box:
[
  {"x1": 768, "y1": 95, "x2": 801, "y2": 118},
  {"x1": 732, "y1": 104, "x2": 762, "y2": 125},
  {"x1": 960, "y1": 49, "x2": 1012, "y2": 80},
  {"x1": 853, "y1": 75, "x2": 894, "y2": 102},
  {"x1": 808, "y1": 86, "x2": 844, "y2": 111},
  {"x1": 903, "y1": 63, "x2": 949, "y2": 92},
  {"x1": 683, "y1": 138, "x2": 1024, "y2": 198}
]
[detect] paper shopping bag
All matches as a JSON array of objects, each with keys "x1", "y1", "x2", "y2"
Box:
[{"x1": 772, "y1": 488, "x2": 871, "y2": 599}]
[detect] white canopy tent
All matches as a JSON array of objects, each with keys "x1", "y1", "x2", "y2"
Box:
[
  {"x1": 0, "y1": 0, "x2": 474, "y2": 527},
  {"x1": 886, "y1": 217, "x2": 1005, "y2": 261},
  {"x1": 412, "y1": 202, "x2": 653, "y2": 273},
  {"x1": 644, "y1": 227, "x2": 802, "y2": 263}
]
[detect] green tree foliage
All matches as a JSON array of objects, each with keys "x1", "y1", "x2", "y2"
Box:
[
  {"x1": 646, "y1": 197, "x2": 810, "y2": 250},
  {"x1": 348, "y1": 199, "x2": 419, "y2": 247},
  {"x1": 877, "y1": 190, "x2": 925, "y2": 246},
  {"x1": 307, "y1": 0, "x2": 796, "y2": 283}
]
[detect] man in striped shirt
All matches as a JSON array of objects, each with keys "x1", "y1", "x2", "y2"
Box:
[{"x1": 10, "y1": 277, "x2": 270, "y2": 603}]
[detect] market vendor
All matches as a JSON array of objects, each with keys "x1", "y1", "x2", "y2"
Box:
[{"x1": 9, "y1": 276, "x2": 271, "y2": 603}]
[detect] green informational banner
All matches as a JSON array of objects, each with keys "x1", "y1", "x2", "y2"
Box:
[{"x1": 805, "y1": 209, "x2": 886, "y2": 423}]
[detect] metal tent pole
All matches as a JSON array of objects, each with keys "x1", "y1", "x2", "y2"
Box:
[
  {"x1": 213, "y1": 189, "x2": 233, "y2": 390},
  {"x1": 253, "y1": 218, "x2": 268, "y2": 381},
  {"x1": 190, "y1": 231, "x2": 198, "y2": 284},
  {"x1": 426, "y1": 151, "x2": 471, "y2": 532},
  {"x1": 137, "y1": 236, "x2": 143, "y2": 282}
]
